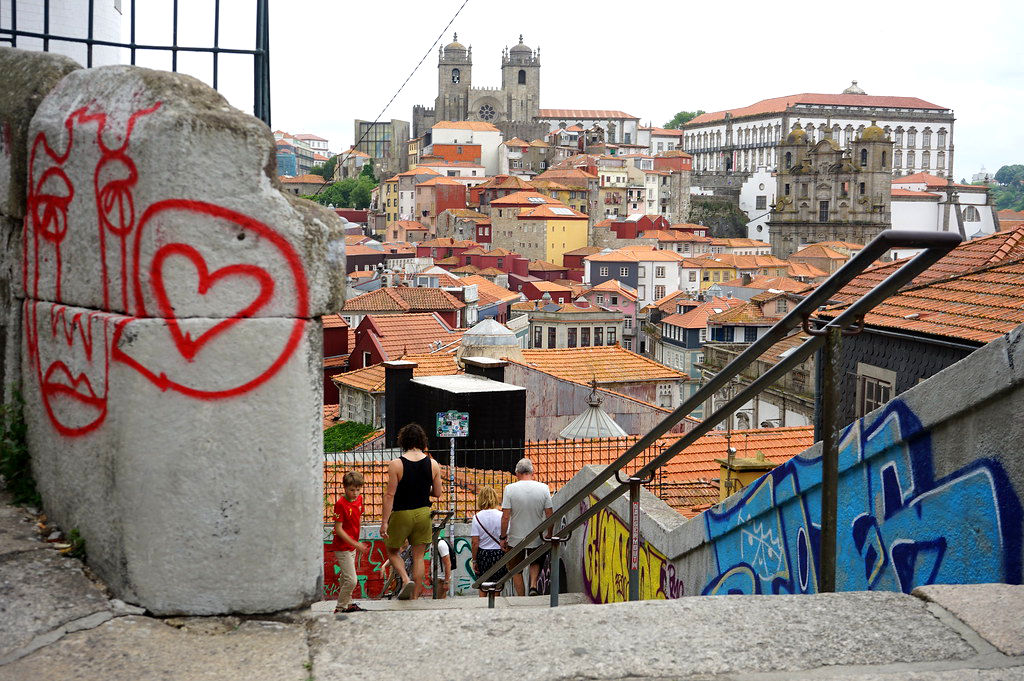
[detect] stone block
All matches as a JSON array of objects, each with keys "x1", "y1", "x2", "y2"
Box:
[
  {"x1": 23, "y1": 303, "x2": 324, "y2": 614},
  {"x1": 0, "y1": 549, "x2": 110, "y2": 664},
  {"x1": 0, "y1": 47, "x2": 80, "y2": 220},
  {"x1": 1, "y1": 616, "x2": 309, "y2": 681},
  {"x1": 24, "y1": 65, "x2": 344, "y2": 318},
  {"x1": 915, "y1": 583, "x2": 1024, "y2": 656}
]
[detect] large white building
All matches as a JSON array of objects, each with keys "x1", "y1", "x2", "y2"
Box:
[
  {"x1": 682, "y1": 82, "x2": 955, "y2": 178},
  {"x1": 536, "y1": 109, "x2": 641, "y2": 146},
  {"x1": 4, "y1": 0, "x2": 122, "y2": 66},
  {"x1": 429, "y1": 120, "x2": 504, "y2": 175}
]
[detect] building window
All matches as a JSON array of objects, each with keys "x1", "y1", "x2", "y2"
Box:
[
  {"x1": 452, "y1": 68, "x2": 460, "y2": 84},
  {"x1": 654, "y1": 285, "x2": 666, "y2": 299},
  {"x1": 818, "y1": 200, "x2": 830, "y2": 222},
  {"x1": 744, "y1": 327, "x2": 757, "y2": 342},
  {"x1": 581, "y1": 327, "x2": 591, "y2": 346},
  {"x1": 533, "y1": 326, "x2": 542, "y2": 348},
  {"x1": 638, "y1": 266, "x2": 646, "y2": 277},
  {"x1": 624, "y1": 316, "x2": 633, "y2": 330},
  {"x1": 937, "y1": 151, "x2": 946, "y2": 169},
  {"x1": 894, "y1": 150, "x2": 902, "y2": 169},
  {"x1": 362, "y1": 351, "x2": 372, "y2": 366},
  {"x1": 775, "y1": 299, "x2": 787, "y2": 314},
  {"x1": 655, "y1": 266, "x2": 666, "y2": 278},
  {"x1": 548, "y1": 327, "x2": 556, "y2": 348},
  {"x1": 567, "y1": 328, "x2": 578, "y2": 348},
  {"x1": 607, "y1": 328, "x2": 617, "y2": 345},
  {"x1": 658, "y1": 383, "x2": 672, "y2": 407},
  {"x1": 619, "y1": 266, "x2": 629, "y2": 276},
  {"x1": 689, "y1": 271, "x2": 697, "y2": 282},
  {"x1": 698, "y1": 328, "x2": 707, "y2": 343},
  {"x1": 784, "y1": 183, "x2": 791, "y2": 196},
  {"x1": 894, "y1": 128, "x2": 903, "y2": 146},
  {"x1": 623, "y1": 338, "x2": 632, "y2": 350},
  {"x1": 963, "y1": 205, "x2": 981, "y2": 221},
  {"x1": 856, "y1": 363, "x2": 896, "y2": 417},
  {"x1": 518, "y1": 69, "x2": 526, "y2": 84},
  {"x1": 922, "y1": 151, "x2": 930, "y2": 169},
  {"x1": 594, "y1": 327, "x2": 603, "y2": 346},
  {"x1": 860, "y1": 148, "x2": 868, "y2": 166},
  {"x1": 922, "y1": 129, "x2": 931, "y2": 148},
  {"x1": 907, "y1": 151, "x2": 916, "y2": 169},
  {"x1": 907, "y1": 128, "x2": 917, "y2": 147},
  {"x1": 599, "y1": 266, "x2": 609, "y2": 276},
  {"x1": 937, "y1": 129, "x2": 947, "y2": 147},
  {"x1": 596, "y1": 294, "x2": 605, "y2": 304},
  {"x1": 610, "y1": 296, "x2": 618, "y2": 305},
  {"x1": 756, "y1": 195, "x2": 767, "y2": 210},
  {"x1": 784, "y1": 152, "x2": 792, "y2": 169}
]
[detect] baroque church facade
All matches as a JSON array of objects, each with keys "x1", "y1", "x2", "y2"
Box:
[
  {"x1": 769, "y1": 123, "x2": 894, "y2": 258},
  {"x1": 413, "y1": 35, "x2": 549, "y2": 142}
]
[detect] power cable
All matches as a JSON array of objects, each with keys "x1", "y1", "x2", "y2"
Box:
[{"x1": 313, "y1": 0, "x2": 471, "y2": 195}]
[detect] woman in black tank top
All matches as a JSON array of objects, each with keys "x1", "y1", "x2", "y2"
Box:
[{"x1": 381, "y1": 423, "x2": 442, "y2": 600}]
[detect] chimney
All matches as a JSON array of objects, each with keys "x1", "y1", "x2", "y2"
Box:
[
  {"x1": 383, "y1": 360, "x2": 418, "y2": 447},
  {"x1": 741, "y1": 273, "x2": 752, "y2": 285},
  {"x1": 462, "y1": 356, "x2": 508, "y2": 383}
]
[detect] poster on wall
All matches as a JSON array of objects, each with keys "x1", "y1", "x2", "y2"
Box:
[{"x1": 436, "y1": 410, "x2": 469, "y2": 438}]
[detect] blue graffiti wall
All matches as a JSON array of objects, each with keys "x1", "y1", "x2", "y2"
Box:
[{"x1": 702, "y1": 400, "x2": 1022, "y2": 595}]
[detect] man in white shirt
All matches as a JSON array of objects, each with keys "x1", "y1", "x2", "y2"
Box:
[{"x1": 500, "y1": 458, "x2": 553, "y2": 596}]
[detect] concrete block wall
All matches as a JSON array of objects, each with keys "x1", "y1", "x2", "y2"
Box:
[
  {"x1": 1, "y1": 47, "x2": 346, "y2": 615},
  {"x1": 554, "y1": 324, "x2": 1024, "y2": 602}
]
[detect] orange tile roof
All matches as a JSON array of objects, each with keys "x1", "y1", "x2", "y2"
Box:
[
  {"x1": 539, "y1": 109, "x2": 639, "y2": 119},
  {"x1": 489, "y1": 190, "x2": 561, "y2": 207},
  {"x1": 342, "y1": 287, "x2": 466, "y2": 313},
  {"x1": 891, "y1": 188, "x2": 941, "y2": 198},
  {"x1": 530, "y1": 281, "x2": 574, "y2": 292},
  {"x1": 346, "y1": 244, "x2": 386, "y2": 256},
  {"x1": 361, "y1": 314, "x2": 465, "y2": 359},
  {"x1": 515, "y1": 346, "x2": 687, "y2": 384},
  {"x1": 442, "y1": 209, "x2": 488, "y2": 220},
  {"x1": 530, "y1": 179, "x2": 572, "y2": 191},
  {"x1": 586, "y1": 246, "x2": 689, "y2": 263},
  {"x1": 564, "y1": 246, "x2": 603, "y2": 257},
  {"x1": 323, "y1": 405, "x2": 340, "y2": 431},
  {"x1": 458, "y1": 275, "x2": 521, "y2": 306},
  {"x1": 503, "y1": 137, "x2": 530, "y2": 147},
  {"x1": 640, "y1": 229, "x2": 712, "y2": 243},
  {"x1": 698, "y1": 253, "x2": 790, "y2": 270},
  {"x1": 529, "y1": 260, "x2": 569, "y2": 272},
  {"x1": 815, "y1": 241, "x2": 864, "y2": 250},
  {"x1": 687, "y1": 94, "x2": 947, "y2": 126},
  {"x1": 333, "y1": 352, "x2": 461, "y2": 393},
  {"x1": 662, "y1": 297, "x2": 745, "y2": 329},
  {"x1": 475, "y1": 175, "x2": 535, "y2": 191},
  {"x1": 791, "y1": 244, "x2": 850, "y2": 260},
  {"x1": 322, "y1": 314, "x2": 349, "y2": 329},
  {"x1": 719, "y1": 275, "x2": 811, "y2": 293},
  {"x1": 708, "y1": 301, "x2": 777, "y2": 326},
  {"x1": 280, "y1": 174, "x2": 325, "y2": 184},
  {"x1": 646, "y1": 289, "x2": 694, "y2": 313},
  {"x1": 519, "y1": 204, "x2": 588, "y2": 219},
  {"x1": 344, "y1": 234, "x2": 371, "y2": 245},
  {"x1": 396, "y1": 167, "x2": 441, "y2": 177},
  {"x1": 349, "y1": 270, "x2": 377, "y2": 279},
  {"x1": 999, "y1": 210, "x2": 1024, "y2": 221},
  {"x1": 432, "y1": 120, "x2": 501, "y2": 132},
  {"x1": 754, "y1": 333, "x2": 808, "y2": 365},
  {"x1": 710, "y1": 238, "x2": 772, "y2": 248},
  {"x1": 451, "y1": 264, "x2": 481, "y2": 274},
  {"x1": 818, "y1": 257, "x2": 1024, "y2": 343},
  {"x1": 642, "y1": 126, "x2": 685, "y2": 137},
  {"x1": 585, "y1": 279, "x2": 638, "y2": 300},
  {"x1": 417, "y1": 176, "x2": 465, "y2": 187},
  {"x1": 832, "y1": 227, "x2": 1024, "y2": 305},
  {"x1": 787, "y1": 262, "x2": 829, "y2": 279},
  {"x1": 533, "y1": 168, "x2": 598, "y2": 184},
  {"x1": 529, "y1": 139, "x2": 550, "y2": 147}
]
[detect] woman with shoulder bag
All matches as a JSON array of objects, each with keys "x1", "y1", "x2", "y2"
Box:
[{"x1": 470, "y1": 487, "x2": 506, "y2": 597}]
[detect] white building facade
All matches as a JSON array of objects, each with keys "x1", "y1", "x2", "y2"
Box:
[
  {"x1": 537, "y1": 109, "x2": 641, "y2": 145},
  {"x1": 430, "y1": 121, "x2": 504, "y2": 175},
  {"x1": 682, "y1": 84, "x2": 955, "y2": 178}
]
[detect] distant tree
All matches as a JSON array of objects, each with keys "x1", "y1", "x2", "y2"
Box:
[
  {"x1": 359, "y1": 158, "x2": 377, "y2": 185},
  {"x1": 350, "y1": 181, "x2": 372, "y2": 209},
  {"x1": 310, "y1": 154, "x2": 339, "y2": 180},
  {"x1": 664, "y1": 110, "x2": 706, "y2": 129},
  {"x1": 994, "y1": 164, "x2": 1024, "y2": 186}
]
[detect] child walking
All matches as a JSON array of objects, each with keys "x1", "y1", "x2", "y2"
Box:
[{"x1": 332, "y1": 471, "x2": 369, "y2": 613}]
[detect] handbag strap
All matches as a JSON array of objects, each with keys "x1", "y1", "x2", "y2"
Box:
[{"x1": 475, "y1": 511, "x2": 502, "y2": 544}]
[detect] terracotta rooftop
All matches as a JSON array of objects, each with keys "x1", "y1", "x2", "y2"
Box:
[
  {"x1": 322, "y1": 314, "x2": 349, "y2": 330},
  {"x1": 711, "y1": 238, "x2": 772, "y2": 248},
  {"x1": 333, "y1": 352, "x2": 460, "y2": 393},
  {"x1": 831, "y1": 227, "x2": 1024, "y2": 305},
  {"x1": 442, "y1": 209, "x2": 488, "y2": 220},
  {"x1": 280, "y1": 174, "x2": 325, "y2": 184},
  {"x1": 818, "y1": 256, "x2": 1024, "y2": 344},
  {"x1": 529, "y1": 281, "x2": 574, "y2": 292},
  {"x1": 515, "y1": 346, "x2": 687, "y2": 384},
  {"x1": 416, "y1": 176, "x2": 465, "y2": 187},
  {"x1": 342, "y1": 286, "x2": 466, "y2": 313},
  {"x1": 360, "y1": 313, "x2": 465, "y2": 359},
  {"x1": 892, "y1": 172, "x2": 987, "y2": 191},
  {"x1": 346, "y1": 244, "x2": 386, "y2": 257},
  {"x1": 787, "y1": 261, "x2": 829, "y2": 279},
  {"x1": 791, "y1": 244, "x2": 850, "y2": 260},
  {"x1": 891, "y1": 188, "x2": 941, "y2": 198},
  {"x1": 708, "y1": 301, "x2": 777, "y2": 326},
  {"x1": 687, "y1": 94, "x2": 948, "y2": 126},
  {"x1": 475, "y1": 175, "x2": 534, "y2": 191},
  {"x1": 322, "y1": 405, "x2": 340, "y2": 431},
  {"x1": 662, "y1": 297, "x2": 745, "y2": 329},
  {"x1": 503, "y1": 137, "x2": 530, "y2": 147},
  {"x1": 519, "y1": 204, "x2": 588, "y2": 219},
  {"x1": 695, "y1": 254, "x2": 791, "y2": 270},
  {"x1": 458, "y1": 275, "x2": 521, "y2": 306},
  {"x1": 395, "y1": 167, "x2": 441, "y2": 177},
  {"x1": 646, "y1": 290, "x2": 695, "y2": 313},
  {"x1": 719, "y1": 275, "x2": 811, "y2": 293},
  {"x1": 432, "y1": 120, "x2": 501, "y2": 132},
  {"x1": 640, "y1": 229, "x2": 712, "y2": 243},
  {"x1": 489, "y1": 190, "x2": 561, "y2": 207},
  {"x1": 586, "y1": 246, "x2": 689, "y2": 263},
  {"x1": 814, "y1": 241, "x2": 865, "y2": 251},
  {"x1": 563, "y1": 246, "x2": 603, "y2": 257},
  {"x1": 538, "y1": 109, "x2": 639, "y2": 119},
  {"x1": 585, "y1": 279, "x2": 638, "y2": 300},
  {"x1": 529, "y1": 260, "x2": 569, "y2": 272}
]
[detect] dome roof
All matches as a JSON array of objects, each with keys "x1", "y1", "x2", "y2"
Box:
[
  {"x1": 558, "y1": 394, "x2": 627, "y2": 439},
  {"x1": 510, "y1": 35, "x2": 532, "y2": 54},
  {"x1": 444, "y1": 33, "x2": 467, "y2": 53},
  {"x1": 460, "y1": 318, "x2": 517, "y2": 346},
  {"x1": 842, "y1": 80, "x2": 866, "y2": 95},
  {"x1": 860, "y1": 122, "x2": 886, "y2": 141},
  {"x1": 786, "y1": 128, "x2": 807, "y2": 143}
]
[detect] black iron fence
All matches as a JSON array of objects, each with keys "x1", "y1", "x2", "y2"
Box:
[
  {"x1": 0, "y1": 0, "x2": 271, "y2": 126},
  {"x1": 324, "y1": 436, "x2": 709, "y2": 525}
]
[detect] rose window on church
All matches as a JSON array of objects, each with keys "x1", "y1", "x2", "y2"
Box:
[{"x1": 478, "y1": 104, "x2": 496, "y2": 121}]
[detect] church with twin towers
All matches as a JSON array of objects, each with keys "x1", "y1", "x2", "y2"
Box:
[{"x1": 413, "y1": 34, "x2": 550, "y2": 142}]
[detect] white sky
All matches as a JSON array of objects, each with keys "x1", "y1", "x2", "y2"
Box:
[{"x1": 122, "y1": 0, "x2": 1023, "y2": 180}]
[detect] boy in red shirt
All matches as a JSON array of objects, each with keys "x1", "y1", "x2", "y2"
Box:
[{"x1": 332, "y1": 471, "x2": 369, "y2": 613}]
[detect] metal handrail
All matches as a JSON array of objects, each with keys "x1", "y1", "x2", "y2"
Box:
[{"x1": 473, "y1": 230, "x2": 962, "y2": 600}]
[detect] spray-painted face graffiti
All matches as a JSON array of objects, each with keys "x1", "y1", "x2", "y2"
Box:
[{"x1": 24, "y1": 103, "x2": 311, "y2": 436}]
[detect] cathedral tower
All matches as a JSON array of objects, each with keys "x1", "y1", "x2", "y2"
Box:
[
  {"x1": 435, "y1": 34, "x2": 472, "y2": 122},
  {"x1": 500, "y1": 35, "x2": 541, "y2": 123}
]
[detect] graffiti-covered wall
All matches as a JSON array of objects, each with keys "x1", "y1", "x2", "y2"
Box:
[
  {"x1": 557, "y1": 325, "x2": 1024, "y2": 602},
  {"x1": 1, "y1": 48, "x2": 345, "y2": 615}
]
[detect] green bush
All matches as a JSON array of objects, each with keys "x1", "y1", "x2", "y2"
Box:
[
  {"x1": 324, "y1": 421, "x2": 376, "y2": 452},
  {"x1": 0, "y1": 393, "x2": 40, "y2": 507}
]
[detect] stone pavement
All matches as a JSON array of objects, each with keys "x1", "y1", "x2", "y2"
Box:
[{"x1": 2, "y1": 490, "x2": 1022, "y2": 680}]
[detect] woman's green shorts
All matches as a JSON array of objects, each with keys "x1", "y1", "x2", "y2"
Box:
[{"x1": 386, "y1": 507, "x2": 432, "y2": 549}]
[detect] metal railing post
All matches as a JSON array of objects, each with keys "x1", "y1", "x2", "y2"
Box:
[
  {"x1": 545, "y1": 534, "x2": 570, "y2": 607},
  {"x1": 818, "y1": 326, "x2": 842, "y2": 592},
  {"x1": 616, "y1": 470, "x2": 654, "y2": 601}
]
